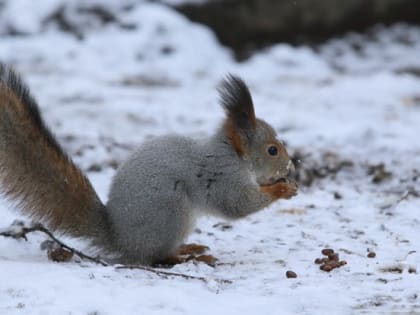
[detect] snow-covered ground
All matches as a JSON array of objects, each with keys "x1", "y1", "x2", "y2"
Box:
[{"x1": 1, "y1": 1, "x2": 420, "y2": 314}]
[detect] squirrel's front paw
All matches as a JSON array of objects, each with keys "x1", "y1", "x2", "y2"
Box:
[{"x1": 259, "y1": 180, "x2": 298, "y2": 201}]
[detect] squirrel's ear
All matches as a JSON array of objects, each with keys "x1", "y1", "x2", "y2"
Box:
[
  {"x1": 218, "y1": 74, "x2": 257, "y2": 156},
  {"x1": 218, "y1": 74, "x2": 257, "y2": 131}
]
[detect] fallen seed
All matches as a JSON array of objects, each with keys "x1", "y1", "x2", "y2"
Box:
[
  {"x1": 326, "y1": 261, "x2": 341, "y2": 269},
  {"x1": 322, "y1": 248, "x2": 334, "y2": 256},
  {"x1": 320, "y1": 264, "x2": 333, "y2": 272},
  {"x1": 286, "y1": 270, "x2": 297, "y2": 278},
  {"x1": 47, "y1": 247, "x2": 74, "y2": 262},
  {"x1": 367, "y1": 252, "x2": 376, "y2": 258},
  {"x1": 314, "y1": 258, "x2": 324, "y2": 264},
  {"x1": 328, "y1": 253, "x2": 339, "y2": 261}
]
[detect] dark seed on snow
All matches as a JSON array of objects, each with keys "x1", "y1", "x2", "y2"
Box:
[
  {"x1": 321, "y1": 248, "x2": 334, "y2": 256},
  {"x1": 320, "y1": 264, "x2": 333, "y2": 272},
  {"x1": 328, "y1": 253, "x2": 339, "y2": 261},
  {"x1": 314, "y1": 258, "x2": 324, "y2": 264},
  {"x1": 367, "y1": 252, "x2": 376, "y2": 258},
  {"x1": 286, "y1": 270, "x2": 297, "y2": 278}
]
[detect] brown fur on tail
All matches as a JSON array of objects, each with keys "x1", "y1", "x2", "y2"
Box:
[{"x1": 0, "y1": 64, "x2": 109, "y2": 240}]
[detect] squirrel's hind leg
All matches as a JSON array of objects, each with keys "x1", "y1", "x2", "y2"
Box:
[
  {"x1": 153, "y1": 244, "x2": 217, "y2": 268},
  {"x1": 177, "y1": 243, "x2": 209, "y2": 255},
  {"x1": 153, "y1": 252, "x2": 217, "y2": 268}
]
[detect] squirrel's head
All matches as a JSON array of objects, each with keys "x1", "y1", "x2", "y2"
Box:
[{"x1": 219, "y1": 74, "x2": 295, "y2": 186}]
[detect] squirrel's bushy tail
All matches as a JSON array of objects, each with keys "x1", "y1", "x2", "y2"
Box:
[{"x1": 0, "y1": 63, "x2": 109, "y2": 242}]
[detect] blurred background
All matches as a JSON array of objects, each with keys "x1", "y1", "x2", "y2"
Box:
[
  {"x1": 0, "y1": 0, "x2": 419, "y2": 189},
  {"x1": 174, "y1": 0, "x2": 420, "y2": 60},
  {"x1": 0, "y1": 0, "x2": 419, "y2": 182},
  {"x1": 2, "y1": 0, "x2": 420, "y2": 59}
]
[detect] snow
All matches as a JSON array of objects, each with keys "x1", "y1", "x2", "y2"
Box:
[{"x1": 1, "y1": 1, "x2": 420, "y2": 314}]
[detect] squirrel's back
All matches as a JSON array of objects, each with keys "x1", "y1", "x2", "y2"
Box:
[
  {"x1": 106, "y1": 135, "x2": 203, "y2": 263},
  {"x1": 0, "y1": 64, "x2": 109, "y2": 243}
]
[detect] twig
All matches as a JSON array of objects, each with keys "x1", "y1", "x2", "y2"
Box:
[
  {"x1": 0, "y1": 221, "x2": 232, "y2": 284},
  {"x1": 116, "y1": 264, "x2": 232, "y2": 284},
  {"x1": 380, "y1": 188, "x2": 420, "y2": 210},
  {"x1": 0, "y1": 221, "x2": 108, "y2": 266},
  {"x1": 37, "y1": 224, "x2": 109, "y2": 266}
]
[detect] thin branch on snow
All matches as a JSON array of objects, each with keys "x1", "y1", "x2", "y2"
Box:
[
  {"x1": 0, "y1": 221, "x2": 232, "y2": 284},
  {"x1": 380, "y1": 187, "x2": 420, "y2": 210},
  {"x1": 0, "y1": 220, "x2": 108, "y2": 266},
  {"x1": 116, "y1": 265, "x2": 232, "y2": 284}
]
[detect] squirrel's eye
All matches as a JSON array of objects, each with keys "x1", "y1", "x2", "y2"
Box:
[{"x1": 267, "y1": 145, "x2": 278, "y2": 156}]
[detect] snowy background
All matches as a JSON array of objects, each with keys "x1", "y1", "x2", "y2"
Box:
[{"x1": 1, "y1": 1, "x2": 420, "y2": 314}]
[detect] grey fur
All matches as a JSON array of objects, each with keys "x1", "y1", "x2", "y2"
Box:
[
  {"x1": 1, "y1": 67, "x2": 294, "y2": 265},
  {"x1": 107, "y1": 131, "x2": 274, "y2": 264},
  {"x1": 106, "y1": 76, "x2": 295, "y2": 265}
]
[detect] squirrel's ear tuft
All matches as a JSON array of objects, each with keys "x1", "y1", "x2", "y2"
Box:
[{"x1": 218, "y1": 74, "x2": 256, "y2": 130}]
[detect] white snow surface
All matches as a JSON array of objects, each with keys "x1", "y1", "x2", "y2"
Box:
[{"x1": 1, "y1": 1, "x2": 420, "y2": 314}]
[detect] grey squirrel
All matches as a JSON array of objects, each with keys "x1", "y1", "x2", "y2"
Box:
[{"x1": 0, "y1": 63, "x2": 298, "y2": 265}]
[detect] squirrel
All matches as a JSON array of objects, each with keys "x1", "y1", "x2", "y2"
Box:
[{"x1": 0, "y1": 63, "x2": 298, "y2": 265}]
